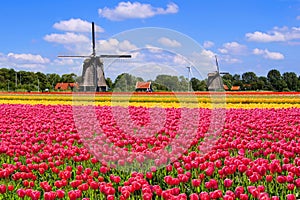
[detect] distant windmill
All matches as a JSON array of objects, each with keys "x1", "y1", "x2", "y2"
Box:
[
  {"x1": 58, "y1": 22, "x2": 131, "y2": 92},
  {"x1": 186, "y1": 66, "x2": 193, "y2": 91},
  {"x1": 207, "y1": 55, "x2": 228, "y2": 91}
]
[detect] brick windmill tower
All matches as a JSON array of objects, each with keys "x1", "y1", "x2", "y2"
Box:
[{"x1": 59, "y1": 22, "x2": 131, "y2": 92}]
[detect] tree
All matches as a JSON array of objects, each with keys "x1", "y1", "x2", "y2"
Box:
[
  {"x1": 35, "y1": 72, "x2": 47, "y2": 92},
  {"x1": 179, "y1": 75, "x2": 189, "y2": 91},
  {"x1": 257, "y1": 76, "x2": 271, "y2": 90},
  {"x1": 222, "y1": 74, "x2": 233, "y2": 90},
  {"x1": 242, "y1": 72, "x2": 258, "y2": 84},
  {"x1": 47, "y1": 73, "x2": 61, "y2": 90},
  {"x1": 282, "y1": 72, "x2": 298, "y2": 91},
  {"x1": 233, "y1": 74, "x2": 241, "y2": 82},
  {"x1": 155, "y1": 75, "x2": 180, "y2": 91},
  {"x1": 105, "y1": 77, "x2": 113, "y2": 90},
  {"x1": 242, "y1": 72, "x2": 258, "y2": 90},
  {"x1": 222, "y1": 74, "x2": 233, "y2": 82},
  {"x1": 60, "y1": 73, "x2": 77, "y2": 83},
  {"x1": 267, "y1": 69, "x2": 287, "y2": 91},
  {"x1": 113, "y1": 73, "x2": 143, "y2": 91},
  {"x1": 191, "y1": 77, "x2": 207, "y2": 91}
]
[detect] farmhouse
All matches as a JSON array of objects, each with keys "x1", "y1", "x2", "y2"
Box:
[
  {"x1": 55, "y1": 83, "x2": 79, "y2": 91},
  {"x1": 223, "y1": 85, "x2": 241, "y2": 91},
  {"x1": 223, "y1": 84, "x2": 229, "y2": 91},
  {"x1": 231, "y1": 86, "x2": 241, "y2": 91},
  {"x1": 135, "y1": 82, "x2": 153, "y2": 92}
]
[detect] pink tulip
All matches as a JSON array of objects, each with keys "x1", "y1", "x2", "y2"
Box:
[{"x1": 224, "y1": 178, "x2": 233, "y2": 188}]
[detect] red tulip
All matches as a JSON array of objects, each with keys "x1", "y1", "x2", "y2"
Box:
[
  {"x1": 199, "y1": 192, "x2": 209, "y2": 200},
  {"x1": 223, "y1": 194, "x2": 234, "y2": 200},
  {"x1": 266, "y1": 175, "x2": 273, "y2": 182},
  {"x1": 107, "y1": 195, "x2": 115, "y2": 200},
  {"x1": 7, "y1": 185, "x2": 14, "y2": 191},
  {"x1": 192, "y1": 179, "x2": 201, "y2": 187},
  {"x1": 56, "y1": 190, "x2": 65, "y2": 199},
  {"x1": 44, "y1": 191, "x2": 56, "y2": 200},
  {"x1": 287, "y1": 183, "x2": 295, "y2": 190},
  {"x1": 271, "y1": 196, "x2": 279, "y2": 200},
  {"x1": 276, "y1": 175, "x2": 286, "y2": 183},
  {"x1": 286, "y1": 194, "x2": 296, "y2": 200},
  {"x1": 224, "y1": 178, "x2": 233, "y2": 188},
  {"x1": 190, "y1": 193, "x2": 199, "y2": 200},
  {"x1": 205, "y1": 166, "x2": 214, "y2": 176},
  {"x1": 146, "y1": 172, "x2": 153, "y2": 179},
  {"x1": 0, "y1": 185, "x2": 6, "y2": 194},
  {"x1": 240, "y1": 193, "x2": 249, "y2": 200},
  {"x1": 17, "y1": 188, "x2": 26, "y2": 198}
]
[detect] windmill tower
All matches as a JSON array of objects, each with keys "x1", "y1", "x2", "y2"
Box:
[
  {"x1": 207, "y1": 55, "x2": 228, "y2": 91},
  {"x1": 58, "y1": 22, "x2": 131, "y2": 92},
  {"x1": 186, "y1": 66, "x2": 193, "y2": 91}
]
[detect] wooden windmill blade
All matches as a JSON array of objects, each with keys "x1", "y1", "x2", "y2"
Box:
[
  {"x1": 215, "y1": 55, "x2": 228, "y2": 75},
  {"x1": 58, "y1": 55, "x2": 90, "y2": 58},
  {"x1": 215, "y1": 55, "x2": 220, "y2": 73},
  {"x1": 100, "y1": 55, "x2": 131, "y2": 58}
]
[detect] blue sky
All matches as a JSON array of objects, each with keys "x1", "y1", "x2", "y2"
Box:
[{"x1": 1, "y1": 0, "x2": 300, "y2": 79}]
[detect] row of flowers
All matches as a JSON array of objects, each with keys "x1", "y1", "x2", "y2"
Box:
[
  {"x1": 0, "y1": 103, "x2": 299, "y2": 199},
  {"x1": 0, "y1": 93, "x2": 300, "y2": 109}
]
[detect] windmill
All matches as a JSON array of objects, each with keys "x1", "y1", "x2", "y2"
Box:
[
  {"x1": 186, "y1": 66, "x2": 193, "y2": 91},
  {"x1": 58, "y1": 22, "x2": 131, "y2": 92},
  {"x1": 207, "y1": 55, "x2": 229, "y2": 91}
]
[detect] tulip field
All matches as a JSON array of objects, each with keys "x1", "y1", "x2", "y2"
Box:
[{"x1": 0, "y1": 91, "x2": 299, "y2": 200}]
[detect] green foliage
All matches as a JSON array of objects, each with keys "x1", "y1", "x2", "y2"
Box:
[
  {"x1": 190, "y1": 78, "x2": 207, "y2": 91},
  {"x1": 0, "y1": 67, "x2": 299, "y2": 92},
  {"x1": 282, "y1": 72, "x2": 298, "y2": 91},
  {"x1": 113, "y1": 73, "x2": 144, "y2": 92},
  {"x1": 0, "y1": 68, "x2": 76, "y2": 92}
]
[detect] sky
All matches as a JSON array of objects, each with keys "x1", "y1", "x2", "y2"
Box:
[{"x1": 1, "y1": 0, "x2": 300, "y2": 80}]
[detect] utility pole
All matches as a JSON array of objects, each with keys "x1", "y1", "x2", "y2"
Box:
[{"x1": 7, "y1": 80, "x2": 9, "y2": 92}]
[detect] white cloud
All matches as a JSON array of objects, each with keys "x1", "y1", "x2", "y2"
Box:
[
  {"x1": 7, "y1": 53, "x2": 50, "y2": 64},
  {"x1": 173, "y1": 54, "x2": 187, "y2": 65},
  {"x1": 44, "y1": 32, "x2": 90, "y2": 44},
  {"x1": 98, "y1": 2, "x2": 178, "y2": 21},
  {"x1": 203, "y1": 41, "x2": 214, "y2": 48},
  {"x1": 53, "y1": 18, "x2": 104, "y2": 32},
  {"x1": 158, "y1": 37, "x2": 181, "y2": 47},
  {"x1": 218, "y1": 42, "x2": 247, "y2": 55},
  {"x1": 97, "y1": 38, "x2": 137, "y2": 53},
  {"x1": 222, "y1": 56, "x2": 242, "y2": 64},
  {"x1": 246, "y1": 26, "x2": 300, "y2": 43},
  {"x1": 200, "y1": 49, "x2": 215, "y2": 58},
  {"x1": 253, "y1": 48, "x2": 284, "y2": 60},
  {"x1": 0, "y1": 52, "x2": 50, "y2": 71},
  {"x1": 246, "y1": 31, "x2": 285, "y2": 42},
  {"x1": 53, "y1": 58, "x2": 76, "y2": 66},
  {"x1": 218, "y1": 48, "x2": 228, "y2": 54}
]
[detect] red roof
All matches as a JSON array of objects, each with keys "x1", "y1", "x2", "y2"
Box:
[
  {"x1": 55, "y1": 83, "x2": 79, "y2": 90},
  {"x1": 231, "y1": 86, "x2": 240, "y2": 91},
  {"x1": 223, "y1": 84, "x2": 229, "y2": 90},
  {"x1": 136, "y1": 82, "x2": 151, "y2": 89}
]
